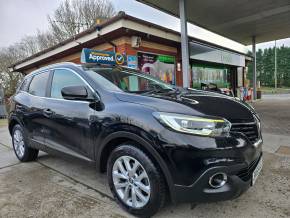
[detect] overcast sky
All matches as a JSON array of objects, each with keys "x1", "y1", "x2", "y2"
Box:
[{"x1": 1, "y1": 0, "x2": 290, "y2": 53}]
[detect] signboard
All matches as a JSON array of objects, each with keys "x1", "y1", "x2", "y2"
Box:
[
  {"x1": 127, "y1": 55, "x2": 137, "y2": 69},
  {"x1": 137, "y1": 52, "x2": 175, "y2": 85},
  {"x1": 189, "y1": 42, "x2": 245, "y2": 67},
  {"x1": 81, "y1": 48, "x2": 126, "y2": 65}
]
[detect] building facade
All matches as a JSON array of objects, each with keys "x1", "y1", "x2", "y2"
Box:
[{"x1": 10, "y1": 12, "x2": 251, "y2": 96}]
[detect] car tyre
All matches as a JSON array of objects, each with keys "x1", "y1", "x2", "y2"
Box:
[
  {"x1": 107, "y1": 143, "x2": 166, "y2": 217},
  {"x1": 12, "y1": 124, "x2": 39, "y2": 162}
]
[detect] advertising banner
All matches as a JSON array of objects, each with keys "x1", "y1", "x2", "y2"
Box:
[
  {"x1": 127, "y1": 55, "x2": 138, "y2": 69},
  {"x1": 81, "y1": 48, "x2": 126, "y2": 65},
  {"x1": 137, "y1": 52, "x2": 175, "y2": 85}
]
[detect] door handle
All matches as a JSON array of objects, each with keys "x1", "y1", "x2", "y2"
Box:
[{"x1": 43, "y1": 109, "x2": 53, "y2": 117}]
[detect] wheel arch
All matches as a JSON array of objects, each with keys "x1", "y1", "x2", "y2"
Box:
[
  {"x1": 96, "y1": 131, "x2": 176, "y2": 202},
  {"x1": 8, "y1": 116, "x2": 23, "y2": 136}
]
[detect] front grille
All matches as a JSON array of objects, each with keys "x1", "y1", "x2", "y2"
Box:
[
  {"x1": 230, "y1": 122, "x2": 259, "y2": 144},
  {"x1": 237, "y1": 155, "x2": 261, "y2": 181}
]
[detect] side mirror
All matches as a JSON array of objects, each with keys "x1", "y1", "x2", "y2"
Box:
[{"x1": 61, "y1": 85, "x2": 89, "y2": 101}]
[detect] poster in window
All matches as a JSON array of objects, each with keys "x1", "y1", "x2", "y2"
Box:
[
  {"x1": 237, "y1": 67, "x2": 244, "y2": 87},
  {"x1": 127, "y1": 55, "x2": 137, "y2": 69},
  {"x1": 137, "y1": 52, "x2": 175, "y2": 85}
]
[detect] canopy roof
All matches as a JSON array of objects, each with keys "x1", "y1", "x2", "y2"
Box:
[{"x1": 137, "y1": 0, "x2": 290, "y2": 45}]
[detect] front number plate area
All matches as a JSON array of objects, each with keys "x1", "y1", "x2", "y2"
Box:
[{"x1": 252, "y1": 157, "x2": 263, "y2": 186}]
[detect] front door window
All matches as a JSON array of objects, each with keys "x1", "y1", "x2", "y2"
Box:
[{"x1": 50, "y1": 69, "x2": 86, "y2": 99}]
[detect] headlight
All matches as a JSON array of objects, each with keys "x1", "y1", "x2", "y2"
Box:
[{"x1": 153, "y1": 112, "x2": 231, "y2": 136}]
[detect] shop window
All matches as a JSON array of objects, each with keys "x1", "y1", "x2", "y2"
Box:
[
  {"x1": 114, "y1": 74, "x2": 153, "y2": 92},
  {"x1": 192, "y1": 65, "x2": 229, "y2": 89},
  {"x1": 137, "y1": 52, "x2": 176, "y2": 85}
]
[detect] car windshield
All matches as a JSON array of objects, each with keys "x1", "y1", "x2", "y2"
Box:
[{"x1": 83, "y1": 66, "x2": 175, "y2": 95}]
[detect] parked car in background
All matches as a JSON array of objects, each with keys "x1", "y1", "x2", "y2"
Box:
[{"x1": 8, "y1": 62, "x2": 262, "y2": 217}]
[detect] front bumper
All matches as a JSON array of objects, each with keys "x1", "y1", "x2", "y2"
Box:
[
  {"x1": 156, "y1": 127, "x2": 263, "y2": 203},
  {"x1": 172, "y1": 153, "x2": 262, "y2": 203}
]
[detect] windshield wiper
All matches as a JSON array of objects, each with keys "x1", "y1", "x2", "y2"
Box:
[
  {"x1": 141, "y1": 87, "x2": 184, "y2": 96},
  {"x1": 141, "y1": 88, "x2": 170, "y2": 95}
]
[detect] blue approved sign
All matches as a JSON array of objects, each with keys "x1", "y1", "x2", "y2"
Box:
[{"x1": 81, "y1": 48, "x2": 126, "y2": 66}]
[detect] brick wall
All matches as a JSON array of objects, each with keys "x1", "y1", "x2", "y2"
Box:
[{"x1": 26, "y1": 36, "x2": 184, "y2": 86}]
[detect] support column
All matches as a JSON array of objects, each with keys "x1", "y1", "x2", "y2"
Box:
[
  {"x1": 179, "y1": 0, "x2": 190, "y2": 88},
  {"x1": 252, "y1": 36, "x2": 257, "y2": 100},
  {"x1": 274, "y1": 40, "x2": 277, "y2": 89}
]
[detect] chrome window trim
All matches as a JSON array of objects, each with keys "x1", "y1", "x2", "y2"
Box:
[
  {"x1": 25, "y1": 69, "x2": 51, "y2": 79},
  {"x1": 19, "y1": 67, "x2": 100, "y2": 103},
  {"x1": 20, "y1": 90, "x2": 93, "y2": 104}
]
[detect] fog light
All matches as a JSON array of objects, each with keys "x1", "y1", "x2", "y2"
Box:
[{"x1": 209, "y1": 172, "x2": 227, "y2": 188}]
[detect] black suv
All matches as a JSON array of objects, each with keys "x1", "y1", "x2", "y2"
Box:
[{"x1": 9, "y1": 62, "x2": 262, "y2": 217}]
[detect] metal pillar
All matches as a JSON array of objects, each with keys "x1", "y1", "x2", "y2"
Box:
[
  {"x1": 274, "y1": 40, "x2": 277, "y2": 89},
  {"x1": 252, "y1": 36, "x2": 257, "y2": 100},
  {"x1": 179, "y1": 0, "x2": 190, "y2": 88}
]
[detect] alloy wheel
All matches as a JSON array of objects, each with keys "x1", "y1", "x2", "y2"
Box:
[
  {"x1": 13, "y1": 129, "x2": 25, "y2": 158},
  {"x1": 112, "y1": 156, "x2": 151, "y2": 208}
]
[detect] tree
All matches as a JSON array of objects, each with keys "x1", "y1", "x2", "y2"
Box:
[
  {"x1": 247, "y1": 46, "x2": 290, "y2": 88},
  {"x1": 0, "y1": 46, "x2": 25, "y2": 98},
  {"x1": 0, "y1": 0, "x2": 116, "y2": 98},
  {"x1": 277, "y1": 45, "x2": 290, "y2": 87},
  {"x1": 36, "y1": 30, "x2": 58, "y2": 51},
  {"x1": 48, "y1": 0, "x2": 116, "y2": 42},
  {"x1": 18, "y1": 35, "x2": 39, "y2": 57}
]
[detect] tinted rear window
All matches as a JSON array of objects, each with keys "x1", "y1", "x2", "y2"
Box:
[
  {"x1": 19, "y1": 77, "x2": 31, "y2": 92},
  {"x1": 28, "y1": 72, "x2": 49, "y2": 97}
]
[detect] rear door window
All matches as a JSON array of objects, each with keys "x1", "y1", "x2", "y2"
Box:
[
  {"x1": 28, "y1": 72, "x2": 49, "y2": 97},
  {"x1": 19, "y1": 77, "x2": 31, "y2": 92}
]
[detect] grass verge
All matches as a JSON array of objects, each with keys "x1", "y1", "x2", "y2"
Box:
[{"x1": 260, "y1": 87, "x2": 290, "y2": 94}]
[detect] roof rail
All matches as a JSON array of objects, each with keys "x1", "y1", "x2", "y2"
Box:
[{"x1": 27, "y1": 62, "x2": 78, "y2": 75}]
